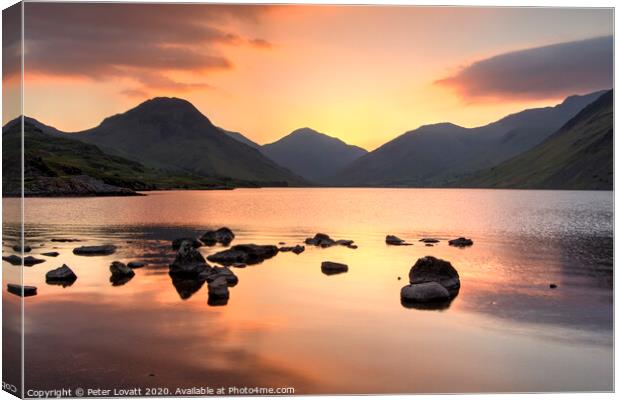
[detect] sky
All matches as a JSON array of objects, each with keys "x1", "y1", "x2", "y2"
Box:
[{"x1": 3, "y1": 4, "x2": 614, "y2": 150}]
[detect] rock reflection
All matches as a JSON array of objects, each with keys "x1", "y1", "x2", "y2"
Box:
[{"x1": 170, "y1": 276, "x2": 205, "y2": 300}]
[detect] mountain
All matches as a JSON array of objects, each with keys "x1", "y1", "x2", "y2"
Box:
[
  {"x1": 2, "y1": 120, "x2": 262, "y2": 196},
  {"x1": 262, "y1": 128, "x2": 368, "y2": 183},
  {"x1": 68, "y1": 97, "x2": 306, "y2": 186},
  {"x1": 332, "y1": 90, "x2": 606, "y2": 187},
  {"x1": 456, "y1": 90, "x2": 612, "y2": 190},
  {"x1": 219, "y1": 127, "x2": 261, "y2": 149}
]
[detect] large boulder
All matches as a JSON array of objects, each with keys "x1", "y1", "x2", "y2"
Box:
[
  {"x1": 3, "y1": 255, "x2": 22, "y2": 265},
  {"x1": 448, "y1": 237, "x2": 474, "y2": 247},
  {"x1": 408, "y1": 256, "x2": 460, "y2": 295},
  {"x1": 400, "y1": 282, "x2": 450, "y2": 303},
  {"x1": 169, "y1": 241, "x2": 208, "y2": 276},
  {"x1": 200, "y1": 227, "x2": 235, "y2": 246},
  {"x1": 207, "y1": 244, "x2": 279, "y2": 266},
  {"x1": 73, "y1": 245, "x2": 116, "y2": 256},
  {"x1": 321, "y1": 261, "x2": 348, "y2": 275},
  {"x1": 305, "y1": 233, "x2": 336, "y2": 247},
  {"x1": 45, "y1": 264, "x2": 77, "y2": 286},
  {"x1": 110, "y1": 261, "x2": 135, "y2": 286}
]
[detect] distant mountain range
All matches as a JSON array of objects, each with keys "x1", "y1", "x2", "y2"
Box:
[
  {"x1": 331, "y1": 90, "x2": 607, "y2": 187},
  {"x1": 3, "y1": 89, "x2": 612, "y2": 196},
  {"x1": 456, "y1": 90, "x2": 612, "y2": 190},
  {"x1": 261, "y1": 128, "x2": 368, "y2": 183}
]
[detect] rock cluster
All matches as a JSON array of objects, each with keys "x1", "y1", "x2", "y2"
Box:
[
  {"x1": 201, "y1": 227, "x2": 235, "y2": 246},
  {"x1": 305, "y1": 233, "x2": 356, "y2": 249},
  {"x1": 386, "y1": 235, "x2": 412, "y2": 246},
  {"x1": 448, "y1": 237, "x2": 474, "y2": 247},
  {"x1": 401, "y1": 256, "x2": 460, "y2": 305},
  {"x1": 207, "y1": 244, "x2": 279, "y2": 266}
]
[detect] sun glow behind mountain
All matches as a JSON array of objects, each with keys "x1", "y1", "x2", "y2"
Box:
[{"x1": 5, "y1": 4, "x2": 613, "y2": 150}]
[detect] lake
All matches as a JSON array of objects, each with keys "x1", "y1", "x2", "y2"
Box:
[{"x1": 2, "y1": 188, "x2": 614, "y2": 394}]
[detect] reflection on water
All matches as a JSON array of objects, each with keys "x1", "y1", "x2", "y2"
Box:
[{"x1": 2, "y1": 189, "x2": 613, "y2": 393}]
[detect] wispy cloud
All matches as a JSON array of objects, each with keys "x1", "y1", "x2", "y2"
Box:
[{"x1": 436, "y1": 36, "x2": 613, "y2": 101}]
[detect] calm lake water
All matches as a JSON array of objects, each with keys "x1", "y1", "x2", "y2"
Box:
[{"x1": 3, "y1": 188, "x2": 614, "y2": 394}]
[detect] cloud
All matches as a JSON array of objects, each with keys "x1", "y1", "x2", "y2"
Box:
[
  {"x1": 248, "y1": 38, "x2": 273, "y2": 49},
  {"x1": 20, "y1": 3, "x2": 274, "y2": 94},
  {"x1": 436, "y1": 36, "x2": 613, "y2": 101}
]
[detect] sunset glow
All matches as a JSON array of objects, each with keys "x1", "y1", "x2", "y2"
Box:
[{"x1": 11, "y1": 4, "x2": 613, "y2": 149}]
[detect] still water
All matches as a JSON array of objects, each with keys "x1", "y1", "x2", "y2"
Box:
[{"x1": 3, "y1": 189, "x2": 614, "y2": 394}]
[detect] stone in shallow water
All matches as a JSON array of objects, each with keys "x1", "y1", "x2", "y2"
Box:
[
  {"x1": 321, "y1": 261, "x2": 348, "y2": 275},
  {"x1": 280, "y1": 245, "x2": 305, "y2": 254},
  {"x1": 12, "y1": 244, "x2": 32, "y2": 252},
  {"x1": 208, "y1": 276, "x2": 230, "y2": 300},
  {"x1": 7, "y1": 284, "x2": 37, "y2": 297},
  {"x1": 169, "y1": 241, "x2": 209, "y2": 277},
  {"x1": 2, "y1": 255, "x2": 21, "y2": 265},
  {"x1": 207, "y1": 244, "x2": 279, "y2": 266},
  {"x1": 200, "y1": 227, "x2": 235, "y2": 246},
  {"x1": 73, "y1": 245, "x2": 116, "y2": 256},
  {"x1": 448, "y1": 237, "x2": 474, "y2": 247},
  {"x1": 24, "y1": 256, "x2": 46, "y2": 266},
  {"x1": 386, "y1": 235, "x2": 411, "y2": 246},
  {"x1": 172, "y1": 238, "x2": 202, "y2": 250},
  {"x1": 51, "y1": 238, "x2": 81, "y2": 242},
  {"x1": 127, "y1": 261, "x2": 147, "y2": 268},
  {"x1": 419, "y1": 238, "x2": 440, "y2": 243},
  {"x1": 110, "y1": 261, "x2": 135, "y2": 278},
  {"x1": 408, "y1": 256, "x2": 460, "y2": 296},
  {"x1": 46, "y1": 264, "x2": 77, "y2": 287},
  {"x1": 400, "y1": 282, "x2": 450, "y2": 303},
  {"x1": 42, "y1": 252, "x2": 60, "y2": 257}
]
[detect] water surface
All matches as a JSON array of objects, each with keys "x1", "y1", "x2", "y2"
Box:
[{"x1": 3, "y1": 189, "x2": 613, "y2": 394}]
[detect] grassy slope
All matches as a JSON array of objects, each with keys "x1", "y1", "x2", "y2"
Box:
[
  {"x1": 2, "y1": 122, "x2": 266, "y2": 194},
  {"x1": 457, "y1": 90, "x2": 612, "y2": 190}
]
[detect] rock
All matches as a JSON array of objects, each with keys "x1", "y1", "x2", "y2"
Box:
[
  {"x1": 408, "y1": 256, "x2": 460, "y2": 295},
  {"x1": 401, "y1": 282, "x2": 451, "y2": 303},
  {"x1": 549, "y1": 284, "x2": 558, "y2": 289},
  {"x1": 336, "y1": 239, "x2": 354, "y2": 246},
  {"x1": 51, "y1": 238, "x2": 80, "y2": 242},
  {"x1": 321, "y1": 261, "x2": 348, "y2": 275},
  {"x1": 348, "y1": 244, "x2": 358, "y2": 249},
  {"x1": 12, "y1": 244, "x2": 32, "y2": 252},
  {"x1": 231, "y1": 263, "x2": 247, "y2": 268},
  {"x1": 207, "y1": 244, "x2": 279, "y2": 266},
  {"x1": 305, "y1": 233, "x2": 336, "y2": 247},
  {"x1": 127, "y1": 261, "x2": 147, "y2": 268},
  {"x1": 448, "y1": 237, "x2": 474, "y2": 247},
  {"x1": 110, "y1": 261, "x2": 135, "y2": 286},
  {"x1": 200, "y1": 227, "x2": 235, "y2": 245},
  {"x1": 169, "y1": 241, "x2": 209, "y2": 277},
  {"x1": 200, "y1": 266, "x2": 238, "y2": 286},
  {"x1": 280, "y1": 245, "x2": 305, "y2": 254},
  {"x1": 171, "y1": 276, "x2": 205, "y2": 300},
  {"x1": 419, "y1": 238, "x2": 440, "y2": 243},
  {"x1": 110, "y1": 261, "x2": 135, "y2": 277},
  {"x1": 425, "y1": 244, "x2": 433, "y2": 247},
  {"x1": 24, "y1": 256, "x2": 46, "y2": 266},
  {"x1": 386, "y1": 235, "x2": 411, "y2": 246},
  {"x1": 41, "y1": 252, "x2": 60, "y2": 257},
  {"x1": 278, "y1": 242, "x2": 286, "y2": 245},
  {"x1": 45, "y1": 264, "x2": 77, "y2": 286},
  {"x1": 73, "y1": 245, "x2": 116, "y2": 256},
  {"x1": 208, "y1": 276, "x2": 230, "y2": 299},
  {"x1": 172, "y1": 238, "x2": 202, "y2": 250},
  {"x1": 2, "y1": 255, "x2": 22, "y2": 265},
  {"x1": 7, "y1": 284, "x2": 37, "y2": 297}
]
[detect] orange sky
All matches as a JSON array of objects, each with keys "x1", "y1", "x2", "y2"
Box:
[{"x1": 5, "y1": 4, "x2": 614, "y2": 150}]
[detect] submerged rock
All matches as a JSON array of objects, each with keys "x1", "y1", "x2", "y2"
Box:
[
  {"x1": 401, "y1": 282, "x2": 450, "y2": 303},
  {"x1": 305, "y1": 233, "x2": 356, "y2": 249},
  {"x1": 24, "y1": 256, "x2": 46, "y2": 266},
  {"x1": 41, "y1": 251, "x2": 60, "y2": 257},
  {"x1": 408, "y1": 256, "x2": 460, "y2": 296},
  {"x1": 7, "y1": 284, "x2": 37, "y2": 297},
  {"x1": 419, "y1": 238, "x2": 440, "y2": 243},
  {"x1": 280, "y1": 245, "x2": 305, "y2": 254},
  {"x1": 172, "y1": 238, "x2": 202, "y2": 250},
  {"x1": 200, "y1": 266, "x2": 239, "y2": 286},
  {"x1": 45, "y1": 264, "x2": 77, "y2": 286},
  {"x1": 51, "y1": 238, "x2": 81, "y2": 242},
  {"x1": 321, "y1": 261, "x2": 348, "y2": 275},
  {"x1": 207, "y1": 244, "x2": 279, "y2": 265},
  {"x1": 73, "y1": 245, "x2": 116, "y2": 256},
  {"x1": 2, "y1": 255, "x2": 22, "y2": 265},
  {"x1": 200, "y1": 227, "x2": 235, "y2": 246},
  {"x1": 549, "y1": 283, "x2": 558, "y2": 289},
  {"x1": 448, "y1": 237, "x2": 474, "y2": 247},
  {"x1": 12, "y1": 244, "x2": 32, "y2": 252}
]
